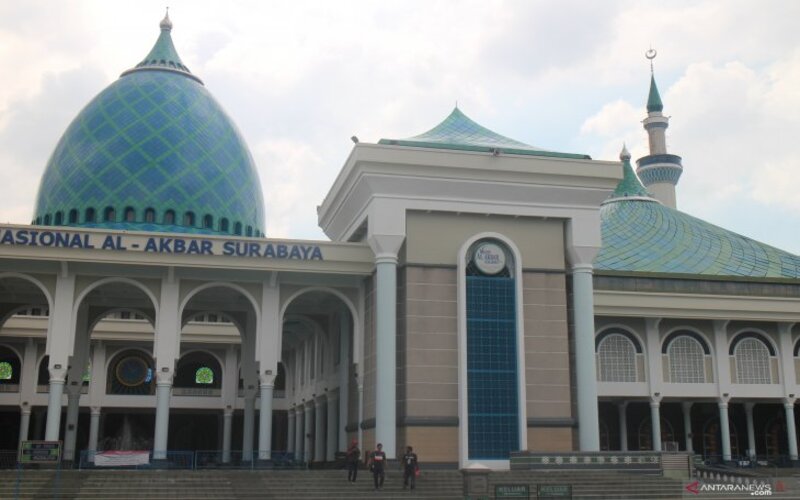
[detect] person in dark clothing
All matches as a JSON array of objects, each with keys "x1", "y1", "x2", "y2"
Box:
[
  {"x1": 402, "y1": 446, "x2": 419, "y2": 490},
  {"x1": 345, "y1": 439, "x2": 360, "y2": 483},
  {"x1": 367, "y1": 442, "x2": 387, "y2": 490}
]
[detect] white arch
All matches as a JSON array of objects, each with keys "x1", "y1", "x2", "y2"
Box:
[
  {"x1": 595, "y1": 324, "x2": 646, "y2": 353},
  {"x1": 729, "y1": 327, "x2": 779, "y2": 358},
  {"x1": 662, "y1": 325, "x2": 715, "y2": 357},
  {"x1": 73, "y1": 277, "x2": 159, "y2": 319},
  {"x1": 457, "y1": 231, "x2": 527, "y2": 468},
  {"x1": 177, "y1": 348, "x2": 226, "y2": 375},
  {"x1": 0, "y1": 272, "x2": 54, "y2": 327},
  {"x1": 0, "y1": 342, "x2": 24, "y2": 363},
  {"x1": 280, "y1": 286, "x2": 360, "y2": 368},
  {"x1": 104, "y1": 346, "x2": 155, "y2": 373},
  {"x1": 179, "y1": 282, "x2": 260, "y2": 339}
]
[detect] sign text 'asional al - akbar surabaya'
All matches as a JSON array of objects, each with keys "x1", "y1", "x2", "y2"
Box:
[{"x1": 0, "y1": 228, "x2": 323, "y2": 260}]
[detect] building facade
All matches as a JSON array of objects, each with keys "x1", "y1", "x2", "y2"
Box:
[{"x1": 0, "y1": 15, "x2": 798, "y2": 470}]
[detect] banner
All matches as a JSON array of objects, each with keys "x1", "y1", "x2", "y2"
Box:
[{"x1": 94, "y1": 450, "x2": 150, "y2": 467}]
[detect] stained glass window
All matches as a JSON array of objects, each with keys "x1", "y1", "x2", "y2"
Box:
[
  {"x1": 195, "y1": 366, "x2": 214, "y2": 384},
  {"x1": 0, "y1": 361, "x2": 12, "y2": 380}
]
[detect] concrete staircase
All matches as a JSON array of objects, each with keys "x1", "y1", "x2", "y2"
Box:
[{"x1": 0, "y1": 468, "x2": 794, "y2": 499}]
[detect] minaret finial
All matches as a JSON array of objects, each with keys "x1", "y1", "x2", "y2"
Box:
[
  {"x1": 645, "y1": 47, "x2": 657, "y2": 74},
  {"x1": 620, "y1": 143, "x2": 631, "y2": 161},
  {"x1": 160, "y1": 7, "x2": 173, "y2": 31}
]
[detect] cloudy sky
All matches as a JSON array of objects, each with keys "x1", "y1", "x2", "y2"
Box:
[{"x1": 0, "y1": 0, "x2": 798, "y2": 253}]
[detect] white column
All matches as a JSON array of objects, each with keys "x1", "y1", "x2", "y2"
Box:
[
  {"x1": 650, "y1": 399, "x2": 662, "y2": 452},
  {"x1": 357, "y1": 377, "x2": 364, "y2": 448},
  {"x1": 45, "y1": 272, "x2": 76, "y2": 441},
  {"x1": 287, "y1": 409, "x2": 296, "y2": 454},
  {"x1": 45, "y1": 365, "x2": 66, "y2": 441},
  {"x1": 744, "y1": 402, "x2": 756, "y2": 459},
  {"x1": 222, "y1": 408, "x2": 233, "y2": 463},
  {"x1": 719, "y1": 399, "x2": 732, "y2": 462},
  {"x1": 573, "y1": 264, "x2": 600, "y2": 451},
  {"x1": 338, "y1": 311, "x2": 350, "y2": 452},
  {"x1": 63, "y1": 390, "x2": 81, "y2": 460},
  {"x1": 242, "y1": 396, "x2": 255, "y2": 461},
  {"x1": 373, "y1": 254, "x2": 398, "y2": 458},
  {"x1": 303, "y1": 403, "x2": 314, "y2": 462},
  {"x1": 18, "y1": 407, "x2": 31, "y2": 449},
  {"x1": 617, "y1": 402, "x2": 628, "y2": 451},
  {"x1": 682, "y1": 402, "x2": 694, "y2": 453},
  {"x1": 153, "y1": 371, "x2": 173, "y2": 459},
  {"x1": 153, "y1": 275, "x2": 179, "y2": 460},
  {"x1": 295, "y1": 406, "x2": 305, "y2": 460},
  {"x1": 784, "y1": 399, "x2": 798, "y2": 461},
  {"x1": 314, "y1": 398, "x2": 325, "y2": 462},
  {"x1": 88, "y1": 407, "x2": 101, "y2": 453},
  {"x1": 258, "y1": 374, "x2": 275, "y2": 460},
  {"x1": 326, "y1": 393, "x2": 338, "y2": 462}
]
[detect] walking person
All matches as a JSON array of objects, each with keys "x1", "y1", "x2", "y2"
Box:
[
  {"x1": 346, "y1": 439, "x2": 360, "y2": 483},
  {"x1": 367, "y1": 442, "x2": 387, "y2": 491},
  {"x1": 402, "y1": 446, "x2": 419, "y2": 490}
]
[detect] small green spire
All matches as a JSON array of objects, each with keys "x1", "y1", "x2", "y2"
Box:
[
  {"x1": 611, "y1": 145, "x2": 652, "y2": 199},
  {"x1": 122, "y1": 11, "x2": 202, "y2": 83},
  {"x1": 647, "y1": 74, "x2": 663, "y2": 112}
]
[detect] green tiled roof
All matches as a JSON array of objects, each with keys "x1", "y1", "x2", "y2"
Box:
[
  {"x1": 32, "y1": 15, "x2": 265, "y2": 237},
  {"x1": 597, "y1": 199, "x2": 800, "y2": 279},
  {"x1": 647, "y1": 74, "x2": 663, "y2": 113},
  {"x1": 378, "y1": 108, "x2": 590, "y2": 159}
]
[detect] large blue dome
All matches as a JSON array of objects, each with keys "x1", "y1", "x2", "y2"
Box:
[{"x1": 33, "y1": 15, "x2": 265, "y2": 237}]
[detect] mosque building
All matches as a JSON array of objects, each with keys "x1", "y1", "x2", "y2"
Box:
[{"x1": 0, "y1": 14, "x2": 799, "y2": 470}]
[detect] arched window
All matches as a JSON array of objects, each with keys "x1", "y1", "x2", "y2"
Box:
[
  {"x1": 103, "y1": 206, "x2": 115, "y2": 222},
  {"x1": 734, "y1": 336, "x2": 772, "y2": 384},
  {"x1": 43, "y1": 214, "x2": 51, "y2": 225},
  {"x1": 246, "y1": 225, "x2": 253, "y2": 237},
  {"x1": 68, "y1": 209, "x2": 78, "y2": 223},
  {"x1": 183, "y1": 211, "x2": 195, "y2": 226},
  {"x1": 107, "y1": 350, "x2": 155, "y2": 396},
  {"x1": 85, "y1": 208, "x2": 96, "y2": 223},
  {"x1": 667, "y1": 335, "x2": 706, "y2": 383},
  {"x1": 124, "y1": 207, "x2": 136, "y2": 222},
  {"x1": 35, "y1": 217, "x2": 41, "y2": 225},
  {"x1": 195, "y1": 367, "x2": 214, "y2": 384},
  {"x1": 234, "y1": 222, "x2": 242, "y2": 235},
  {"x1": 597, "y1": 333, "x2": 637, "y2": 382},
  {"x1": 144, "y1": 208, "x2": 155, "y2": 223},
  {"x1": 163, "y1": 210, "x2": 175, "y2": 225},
  {"x1": 203, "y1": 214, "x2": 213, "y2": 229},
  {"x1": 220, "y1": 218, "x2": 229, "y2": 233},
  {"x1": 54, "y1": 211, "x2": 63, "y2": 225},
  {"x1": 464, "y1": 238, "x2": 519, "y2": 460}
]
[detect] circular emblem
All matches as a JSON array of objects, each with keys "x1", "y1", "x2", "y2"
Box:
[
  {"x1": 115, "y1": 356, "x2": 148, "y2": 387},
  {"x1": 474, "y1": 243, "x2": 506, "y2": 275}
]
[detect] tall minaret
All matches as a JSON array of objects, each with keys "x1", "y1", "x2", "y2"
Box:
[{"x1": 635, "y1": 49, "x2": 683, "y2": 208}]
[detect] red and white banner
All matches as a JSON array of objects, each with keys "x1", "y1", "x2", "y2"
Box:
[{"x1": 94, "y1": 450, "x2": 150, "y2": 467}]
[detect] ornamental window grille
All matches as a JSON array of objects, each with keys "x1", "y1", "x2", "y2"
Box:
[
  {"x1": 43, "y1": 214, "x2": 51, "y2": 225},
  {"x1": 735, "y1": 338, "x2": 772, "y2": 384},
  {"x1": 163, "y1": 210, "x2": 175, "y2": 225},
  {"x1": 54, "y1": 212, "x2": 63, "y2": 225},
  {"x1": 85, "y1": 208, "x2": 96, "y2": 223},
  {"x1": 124, "y1": 207, "x2": 136, "y2": 222},
  {"x1": 203, "y1": 214, "x2": 213, "y2": 229},
  {"x1": 220, "y1": 218, "x2": 229, "y2": 233},
  {"x1": 234, "y1": 222, "x2": 242, "y2": 235},
  {"x1": 195, "y1": 367, "x2": 214, "y2": 384},
  {"x1": 68, "y1": 209, "x2": 78, "y2": 223},
  {"x1": 246, "y1": 225, "x2": 253, "y2": 237},
  {"x1": 183, "y1": 211, "x2": 195, "y2": 226},
  {"x1": 144, "y1": 208, "x2": 155, "y2": 223},
  {"x1": 597, "y1": 334, "x2": 637, "y2": 382},
  {"x1": 668, "y1": 336, "x2": 706, "y2": 383}
]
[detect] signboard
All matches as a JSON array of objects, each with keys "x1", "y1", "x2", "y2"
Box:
[
  {"x1": 495, "y1": 484, "x2": 529, "y2": 498},
  {"x1": 19, "y1": 441, "x2": 61, "y2": 463},
  {"x1": 94, "y1": 451, "x2": 150, "y2": 467},
  {"x1": 0, "y1": 227, "x2": 324, "y2": 261},
  {"x1": 474, "y1": 242, "x2": 506, "y2": 275},
  {"x1": 538, "y1": 484, "x2": 572, "y2": 498}
]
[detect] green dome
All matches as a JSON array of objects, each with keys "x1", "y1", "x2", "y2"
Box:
[{"x1": 33, "y1": 15, "x2": 265, "y2": 237}]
